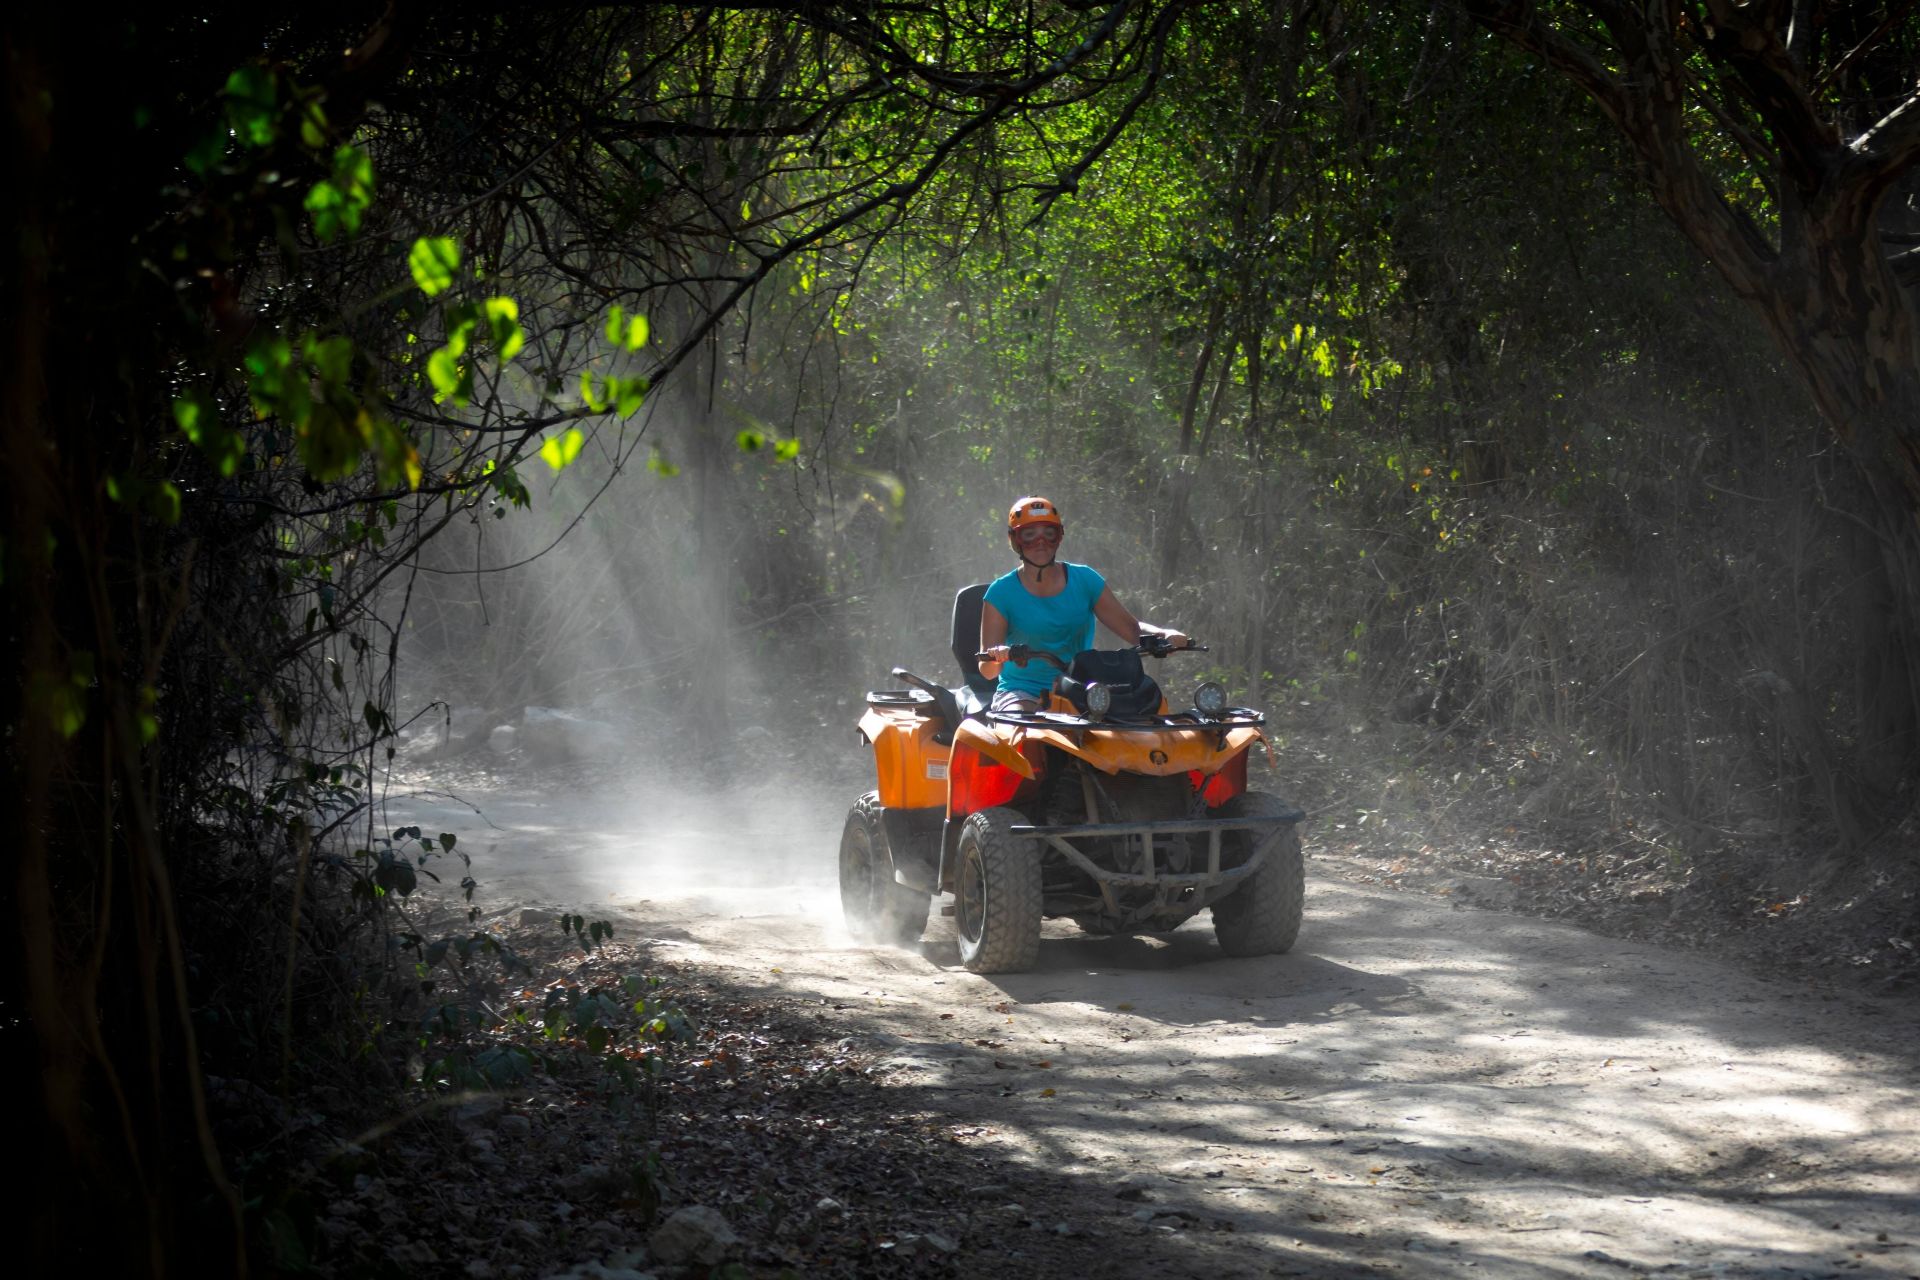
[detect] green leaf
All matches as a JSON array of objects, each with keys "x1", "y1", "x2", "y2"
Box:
[
  {"x1": 427, "y1": 347, "x2": 469, "y2": 405},
  {"x1": 183, "y1": 130, "x2": 227, "y2": 176},
  {"x1": 646, "y1": 444, "x2": 679, "y2": 478},
  {"x1": 408, "y1": 237, "x2": 459, "y2": 296},
  {"x1": 604, "y1": 307, "x2": 649, "y2": 351},
  {"x1": 303, "y1": 333, "x2": 354, "y2": 385},
  {"x1": 736, "y1": 429, "x2": 766, "y2": 453},
  {"x1": 150, "y1": 481, "x2": 182, "y2": 525},
  {"x1": 298, "y1": 99, "x2": 329, "y2": 150},
  {"x1": 172, "y1": 392, "x2": 245, "y2": 477},
  {"x1": 482, "y1": 296, "x2": 524, "y2": 360},
  {"x1": 609, "y1": 375, "x2": 646, "y2": 417},
  {"x1": 223, "y1": 67, "x2": 279, "y2": 148},
  {"x1": 773, "y1": 438, "x2": 802, "y2": 462},
  {"x1": 539, "y1": 427, "x2": 585, "y2": 471},
  {"x1": 306, "y1": 145, "x2": 374, "y2": 243}
]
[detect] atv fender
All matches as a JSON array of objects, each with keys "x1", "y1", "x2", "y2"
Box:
[
  {"x1": 878, "y1": 805, "x2": 943, "y2": 893},
  {"x1": 951, "y1": 719, "x2": 1034, "y2": 778}
]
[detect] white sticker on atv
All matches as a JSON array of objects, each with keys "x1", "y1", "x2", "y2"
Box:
[{"x1": 925, "y1": 762, "x2": 948, "y2": 780}]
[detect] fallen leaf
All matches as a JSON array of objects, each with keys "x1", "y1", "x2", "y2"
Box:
[
  {"x1": 1116, "y1": 1002, "x2": 1135, "y2": 1012},
  {"x1": 1040, "y1": 1088, "x2": 1056, "y2": 1098}
]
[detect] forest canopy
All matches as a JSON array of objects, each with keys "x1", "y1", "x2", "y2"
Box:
[{"x1": 4, "y1": 2, "x2": 1916, "y2": 1273}]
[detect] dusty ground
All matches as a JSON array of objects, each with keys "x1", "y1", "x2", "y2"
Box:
[{"x1": 381, "y1": 758, "x2": 1920, "y2": 1280}]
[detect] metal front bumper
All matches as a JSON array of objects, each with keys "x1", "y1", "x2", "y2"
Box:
[{"x1": 1009, "y1": 808, "x2": 1303, "y2": 922}]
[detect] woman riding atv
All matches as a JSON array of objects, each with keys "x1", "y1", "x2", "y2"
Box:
[{"x1": 977, "y1": 495, "x2": 1189, "y2": 713}]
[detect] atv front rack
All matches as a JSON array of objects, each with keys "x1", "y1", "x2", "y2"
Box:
[{"x1": 1009, "y1": 807, "x2": 1303, "y2": 929}]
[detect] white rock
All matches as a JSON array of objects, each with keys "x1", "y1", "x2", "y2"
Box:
[
  {"x1": 451, "y1": 1093, "x2": 505, "y2": 1129},
  {"x1": 1113, "y1": 1171, "x2": 1166, "y2": 1201},
  {"x1": 488, "y1": 724, "x2": 518, "y2": 755},
  {"x1": 520, "y1": 707, "x2": 620, "y2": 762},
  {"x1": 895, "y1": 1233, "x2": 959, "y2": 1256},
  {"x1": 649, "y1": 1205, "x2": 739, "y2": 1266}
]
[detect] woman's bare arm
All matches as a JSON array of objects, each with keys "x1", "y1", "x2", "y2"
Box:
[
  {"x1": 978, "y1": 600, "x2": 1010, "y2": 679},
  {"x1": 1094, "y1": 588, "x2": 1186, "y2": 648}
]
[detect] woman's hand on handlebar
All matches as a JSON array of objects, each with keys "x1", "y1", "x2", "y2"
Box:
[
  {"x1": 1138, "y1": 630, "x2": 1204, "y2": 657},
  {"x1": 976, "y1": 644, "x2": 1011, "y2": 679}
]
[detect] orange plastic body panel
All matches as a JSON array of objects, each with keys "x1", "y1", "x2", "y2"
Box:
[
  {"x1": 857, "y1": 705, "x2": 952, "y2": 810},
  {"x1": 1013, "y1": 697, "x2": 1267, "y2": 777},
  {"x1": 864, "y1": 699, "x2": 1270, "y2": 818}
]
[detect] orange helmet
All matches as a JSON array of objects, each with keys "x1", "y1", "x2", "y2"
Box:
[{"x1": 1007, "y1": 495, "x2": 1063, "y2": 533}]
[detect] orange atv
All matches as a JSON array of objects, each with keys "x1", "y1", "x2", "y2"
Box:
[{"x1": 840, "y1": 584, "x2": 1305, "y2": 973}]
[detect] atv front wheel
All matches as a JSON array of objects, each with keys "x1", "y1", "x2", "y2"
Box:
[
  {"x1": 954, "y1": 806, "x2": 1042, "y2": 973},
  {"x1": 840, "y1": 792, "x2": 930, "y2": 946},
  {"x1": 1210, "y1": 791, "x2": 1305, "y2": 957}
]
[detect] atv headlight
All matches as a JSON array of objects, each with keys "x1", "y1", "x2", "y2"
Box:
[
  {"x1": 1194, "y1": 681, "x2": 1228, "y2": 716},
  {"x1": 1085, "y1": 682, "x2": 1113, "y2": 718}
]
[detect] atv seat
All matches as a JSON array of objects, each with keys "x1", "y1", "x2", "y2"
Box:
[{"x1": 952, "y1": 583, "x2": 994, "y2": 701}]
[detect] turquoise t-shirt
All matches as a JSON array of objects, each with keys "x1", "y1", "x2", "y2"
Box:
[{"x1": 983, "y1": 563, "x2": 1108, "y2": 699}]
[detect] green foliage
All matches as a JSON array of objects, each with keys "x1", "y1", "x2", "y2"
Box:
[
  {"x1": 408, "y1": 236, "x2": 460, "y2": 296},
  {"x1": 305, "y1": 145, "x2": 374, "y2": 243},
  {"x1": 539, "y1": 428, "x2": 585, "y2": 471},
  {"x1": 559, "y1": 913, "x2": 615, "y2": 953},
  {"x1": 172, "y1": 391, "x2": 244, "y2": 477},
  {"x1": 222, "y1": 66, "x2": 280, "y2": 147},
  {"x1": 604, "y1": 305, "x2": 650, "y2": 351}
]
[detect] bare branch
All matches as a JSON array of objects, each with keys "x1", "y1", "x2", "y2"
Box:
[{"x1": 1849, "y1": 87, "x2": 1920, "y2": 197}]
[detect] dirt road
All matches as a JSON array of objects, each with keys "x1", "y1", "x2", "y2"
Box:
[{"x1": 392, "y1": 771, "x2": 1920, "y2": 1278}]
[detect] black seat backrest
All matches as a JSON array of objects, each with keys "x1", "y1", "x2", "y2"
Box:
[{"x1": 951, "y1": 583, "x2": 994, "y2": 698}]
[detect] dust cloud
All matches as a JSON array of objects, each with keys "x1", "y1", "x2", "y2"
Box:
[{"x1": 382, "y1": 307, "x2": 1214, "y2": 926}]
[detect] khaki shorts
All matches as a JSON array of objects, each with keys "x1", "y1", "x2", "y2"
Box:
[{"x1": 990, "y1": 689, "x2": 1042, "y2": 714}]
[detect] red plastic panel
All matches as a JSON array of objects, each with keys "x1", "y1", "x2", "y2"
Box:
[
  {"x1": 948, "y1": 742, "x2": 1024, "y2": 818},
  {"x1": 1190, "y1": 751, "x2": 1248, "y2": 808}
]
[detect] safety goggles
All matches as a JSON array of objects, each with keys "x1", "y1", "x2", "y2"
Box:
[{"x1": 1015, "y1": 524, "x2": 1062, "y2": 545}]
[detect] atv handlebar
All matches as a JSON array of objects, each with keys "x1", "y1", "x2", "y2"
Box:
[
  {"x1": 1136, "y1": 634, "x2": 1208, "y2": 658},
  {"x1": 975, "y1": 638, "x2": 1208, "y2": 669}
]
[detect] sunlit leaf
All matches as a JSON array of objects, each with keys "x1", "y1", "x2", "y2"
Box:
[
  {"x1": 539, "y1": 427, "x2": 585, "y2": 471},
  {"x1": 608, "y1": 375, "x2": 646, "y2": 416},
  {"x1": 408, "y1": 237, "x2": 459, "y2": 296},
  {"x1": 483, "y1": 296, "x2": 524, "y2": 359},
  {"x1": 579, "y1": 370, "x2": 605, "y2": 413}
]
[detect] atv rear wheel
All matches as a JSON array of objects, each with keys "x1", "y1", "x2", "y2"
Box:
[
  {"x1": 954, "y1": 806, "x2": 1042, "y2": 973},
  {"x1": 1210, "y1": 791, "x2": 1305, "y2": 957},
  {"x1": 840, "y1": 792, "x2": 929, "y2": 946}
]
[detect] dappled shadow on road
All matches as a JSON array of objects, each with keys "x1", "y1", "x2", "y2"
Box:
[{"x1": 659, "y1": 874, "x2": 1920, "y2": 1279}]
